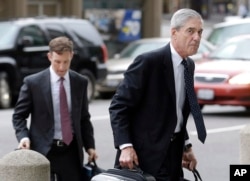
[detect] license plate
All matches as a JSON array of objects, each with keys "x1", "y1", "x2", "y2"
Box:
[{"x1": 197, "y1": 89, "x2": 214, "y2": 100}]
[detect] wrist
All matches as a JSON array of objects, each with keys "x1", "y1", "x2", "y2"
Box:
[
  {"x1": 119, "y1": 143, "x2": 133, "y2": 150},
  {"x1": 184, "y1": 143, "x2": 192, "y2": 152}
]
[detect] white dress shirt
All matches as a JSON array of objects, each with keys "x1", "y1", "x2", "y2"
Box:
[
  {"x1": 50, "y1": 66, "x2": 72, "y2": 140},
  {"x1": 170, "y1": 43, "x2": 185, "y2": 133}
]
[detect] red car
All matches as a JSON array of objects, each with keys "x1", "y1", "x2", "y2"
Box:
[{"x1": 194, "y1": 35, "x2": 250, "y2": 110}]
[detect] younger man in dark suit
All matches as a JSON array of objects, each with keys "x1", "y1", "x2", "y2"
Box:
[{"x1": 12, "y1": 36, "x2": 97, "y2": 181}]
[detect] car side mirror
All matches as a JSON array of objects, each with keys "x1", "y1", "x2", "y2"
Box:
[{"x1": 18, "y1": 36, "x2": 34, "y2": 47}]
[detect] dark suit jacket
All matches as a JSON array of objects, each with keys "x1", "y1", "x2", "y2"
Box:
[
  {"x1": 12, "y1": 68, "x2": 95, "y2": 166},
  {"x1": 109, "y1": 43, "x2": 194, "y2": 176}
]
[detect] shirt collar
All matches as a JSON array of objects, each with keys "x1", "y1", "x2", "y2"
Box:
[
  {"x1": 49, "y1": 66, "x2": 70, "y2": 83},
  {"x1": 170, "y1": 42, "x2": 183, "y2": 68}
]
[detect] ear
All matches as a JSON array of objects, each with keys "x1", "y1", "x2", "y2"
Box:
[
  {"x1": 47, "y1": 52, "x2": 52, "y2": 62},
  {"x1": 171, "y1": 28, "x2": 177, "y2": 37},
  {"x1": 70, "y1": 51, "x2": 74, "y2": 59}
]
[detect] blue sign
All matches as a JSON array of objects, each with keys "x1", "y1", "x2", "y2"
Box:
[{"x1": 118, "y1": 9, "x2": 141, "y2": 42}]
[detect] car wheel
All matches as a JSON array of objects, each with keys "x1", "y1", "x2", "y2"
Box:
[
  {"x1": 0, "y1": 72, "x2": 12, "y2": 109},
  {"x1": 79, "y1": 69, "x2": 95, "y2": 102}
]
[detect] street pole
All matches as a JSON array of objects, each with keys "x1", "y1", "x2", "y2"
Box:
[{"x1": 141, "y1": 0, "x2": 162, "y2": 38}]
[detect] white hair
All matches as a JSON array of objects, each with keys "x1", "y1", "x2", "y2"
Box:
[{"x1": 170, "y1": 8, "x2": 203, "y2": 30}]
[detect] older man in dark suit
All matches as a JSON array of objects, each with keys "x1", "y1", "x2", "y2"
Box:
[
  {"x1": 109, "y1": 9, "x2": 207, "y2": 181},
  {"x1": 12, "y1": 36, "x2": 97, "y2": 181}
]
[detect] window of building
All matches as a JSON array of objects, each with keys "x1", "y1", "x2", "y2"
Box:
[
  {"x1": 28, "y1": 0, "x2": 61, "y2": 17},
  {"x1": 83, "y1": 0, "x2": 142, "y2": 9}
]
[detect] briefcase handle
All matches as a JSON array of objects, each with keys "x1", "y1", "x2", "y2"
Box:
[
  {"x1": 115, "y1": 163, "x2": 144, "y2": 174},
  {"x1": 192, "y1": 169, "x2": 202, "y2": 181}
]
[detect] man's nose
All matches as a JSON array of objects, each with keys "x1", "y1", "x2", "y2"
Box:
[
  {"x1": 193, "y1": 32, "x2": 201, "y2": 40},
  {"x1": 59, "y1": 64, "x2": 66, "y2": 70}
]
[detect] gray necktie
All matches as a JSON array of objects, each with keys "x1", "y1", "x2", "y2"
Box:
[{"x1": 182, "y1": 60, "x2": 207, "y2": 143}]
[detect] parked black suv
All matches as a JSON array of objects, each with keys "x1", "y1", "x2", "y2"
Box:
[{"x1": 0, "y1": 17, "x2": 108, "y2": 108}]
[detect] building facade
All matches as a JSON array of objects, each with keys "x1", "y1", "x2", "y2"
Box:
[
  {"x1": 0, "y1": 0, "x2": 244, "y2": 20},
  {"x1": 0, "y1": 0, "x2": 82, "y2": 20}
]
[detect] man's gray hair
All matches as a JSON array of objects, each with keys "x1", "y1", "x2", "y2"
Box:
[{"x1": 170, "y1": 8, "x2": 203, "y2": 30}]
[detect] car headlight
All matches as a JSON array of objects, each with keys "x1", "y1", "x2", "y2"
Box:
[{"x1": 229, "y1": 72, "x2": 250, "y2": 85}]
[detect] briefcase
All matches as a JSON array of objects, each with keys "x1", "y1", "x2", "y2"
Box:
[
  {"x1": 82, "y1": 160, "x2": 105, "y2": 181},
  {"x1": 91, "y1": 167, "x2": 156, "y2": 181}
]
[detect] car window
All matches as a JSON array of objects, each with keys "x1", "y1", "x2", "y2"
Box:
[
  {"x1": 18, "y1": 25, "x2": 47, "y2": 46},
  {"x1": 120, "y1": 42, "x2": 166, "y2": 58},
  {"x1": 210, "y1": 39, "x2": 250, "y2": 60},
  {"x1": 207, "y1": 23, "x2": 250, "y2": 46},
  {"x1": 197, "y1": 43, "x2": 208, "y2": 54},
  {"x1": 44, "y1": 23, "x2": 68, "y2": 40},
  {"x1": 67, "y1": 21, "x2": 103, "y2": 45},
  {"x1": 0, "y1": 22, "x2": 19, "y2": 48}
]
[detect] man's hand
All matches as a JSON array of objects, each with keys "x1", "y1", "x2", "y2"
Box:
[
  {"x1": 87, "y1": 148, "x2": 98, "y2": 162},
  {"x1": 119, "y1": 146, "x2": 139, "y2": 169},
  {"x1": 182, "y1": 147, "x2": 197, "y2": 171},
  {"x1": 18, "y1": 138, "x2": 30, "y2": 150}
]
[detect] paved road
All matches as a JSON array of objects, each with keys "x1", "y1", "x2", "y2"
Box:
[{"x1": 1, "y1": 99, "x2": 249, "y2": 181}]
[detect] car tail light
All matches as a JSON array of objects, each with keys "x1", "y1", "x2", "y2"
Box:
[{"x1": 101, "y1": 44, "x2": 108, "y2": 63}]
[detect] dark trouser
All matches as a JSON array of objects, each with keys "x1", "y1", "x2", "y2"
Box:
[
  {"x1": 156, "y1": 132, "x2": 184, "y2": 181},
  {"x1": 47, "y1": 138, "x2": 83, "y2": 181}
]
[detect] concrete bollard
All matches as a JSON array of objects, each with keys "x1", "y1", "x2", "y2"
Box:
[
  {"x1": 0, "y1": 149, "x2": 50, "y2": 181},
  {"x1": 240, "y1": 125, "x2": 250, "y2": 164}
]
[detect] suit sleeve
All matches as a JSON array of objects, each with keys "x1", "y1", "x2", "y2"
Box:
[
  {"x1": 79, "y1": 78, "x2": 95, "y2": 150},
  {"x1": 109, "y1": 55, "x2": 149, "y2": 148},
  {"x1": 12, "y1": 77, "x2": 32, "y2": 142}
]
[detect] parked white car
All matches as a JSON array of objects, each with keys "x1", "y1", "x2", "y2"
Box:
[
  {"x1": 207, "y1": 18, "x2": 250, "y2": 47},
  {"x1": 96, "y1": 37, "x2": 215, "y2": 98}
]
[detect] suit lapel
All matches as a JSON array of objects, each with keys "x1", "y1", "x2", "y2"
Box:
[
  {"x1": 186, "y1": 57, "x2": 195, "y2": 76},
  {"x1": 69, "y1": 71, "x2": 79, "y2": 123},
  {"x1": 163, "y1": 44, "x2": 176, "y2": 106},
  {"x1": 40, "y1": 69, "x2": 54, "y2": 117}
]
